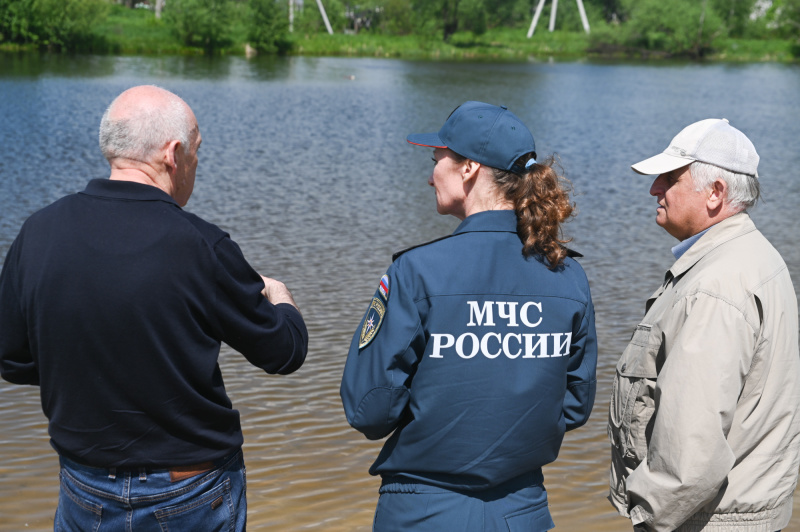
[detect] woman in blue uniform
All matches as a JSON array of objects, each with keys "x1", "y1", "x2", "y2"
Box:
[{"x1": 340, "y1": 101, "x2": 597, "y2": 531}]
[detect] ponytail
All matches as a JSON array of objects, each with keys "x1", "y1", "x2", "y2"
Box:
[{"x1": 493, "y1": 154, "x2": 575, "y2": 268}]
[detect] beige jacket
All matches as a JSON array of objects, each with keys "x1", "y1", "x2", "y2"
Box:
[{"x1": 608, "y1": 213, "x2": 800, "y2": 531}]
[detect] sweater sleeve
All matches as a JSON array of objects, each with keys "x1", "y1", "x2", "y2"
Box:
[
  {"x1": 0, "y1": 237, "x2": 39, "y2": 385},
  {"x1": 212, "y1": 236, "x2": 308, "y2": 375}
]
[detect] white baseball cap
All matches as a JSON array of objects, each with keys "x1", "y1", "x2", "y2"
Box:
[{"x1": 632, "y1": 118, "x2": 759, "y2": 178}]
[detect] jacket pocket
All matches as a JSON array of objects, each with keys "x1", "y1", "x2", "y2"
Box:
[{"x1": 609, "y1": 324, "x2": 659, "y2": 467}]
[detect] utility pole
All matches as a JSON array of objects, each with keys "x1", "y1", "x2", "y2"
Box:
[
  {"x1": 289, "y1": 0, "x2": 332, "y2": 35},
  {"x1": 316, "y1": 0, "x2": 334, "y2": 34},
  {"x1": 527, "y1": 0, "x2": 590, "y2": 37}
]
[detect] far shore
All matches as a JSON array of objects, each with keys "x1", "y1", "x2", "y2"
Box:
[{"x1": 2, "y1": 32, "x2": 798, "y2": 64}]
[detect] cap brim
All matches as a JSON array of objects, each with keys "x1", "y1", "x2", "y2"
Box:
[
  {"x1": 631, "y1": 152, "x2": 694, "y2": 175},
  {"x1": 407, "y1": 132, "x2": 447, "y2": 149}
]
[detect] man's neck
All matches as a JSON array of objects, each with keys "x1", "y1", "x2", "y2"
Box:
[{"x1": 108, "y1": 160, "x2": 172, "y2": 199}]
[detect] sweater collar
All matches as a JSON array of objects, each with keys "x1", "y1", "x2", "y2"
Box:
[{"x1": 80, "y1": 179, "x2": 180, "y2": 206}]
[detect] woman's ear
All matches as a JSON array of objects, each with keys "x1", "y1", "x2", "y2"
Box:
[{"x1": 461, "y1": 159, "x2": 481, "y2": 184}]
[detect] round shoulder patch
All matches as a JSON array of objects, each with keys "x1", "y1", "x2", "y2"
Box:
[{"x1": 358, "y1": 297, "x2": 386, "y2": 349}]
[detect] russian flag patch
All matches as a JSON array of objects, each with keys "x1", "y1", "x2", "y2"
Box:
[{"x1": 378, "y1": 274, "x2": 390, "y2": 301}]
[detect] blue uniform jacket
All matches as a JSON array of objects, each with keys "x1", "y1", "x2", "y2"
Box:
[{"x1": 340, "y1": 210, "x2": 597, "y2": 491}]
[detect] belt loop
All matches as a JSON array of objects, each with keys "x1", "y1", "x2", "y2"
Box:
[
  {"x1": 108, "y1": 467, "x2": 116, "y2": 480},
  {"x1": 139, "y1": 467, "x2": 147, "y2": 481}
]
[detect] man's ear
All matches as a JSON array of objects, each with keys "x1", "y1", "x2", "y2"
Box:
[
  {"x1": 164, "y1": 140, "x2": 181, "y2": 175},
  {"x1": 707, "y1": 179, "x2": 727, "y2": 211}
]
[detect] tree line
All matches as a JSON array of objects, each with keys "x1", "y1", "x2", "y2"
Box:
[{"x1": 0, "y1": 0, "x2": 798, "y2": 56}]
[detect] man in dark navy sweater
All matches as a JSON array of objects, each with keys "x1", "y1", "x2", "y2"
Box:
[{"x1": 0, "y1": 85, "x2": 308, "y2": 530}]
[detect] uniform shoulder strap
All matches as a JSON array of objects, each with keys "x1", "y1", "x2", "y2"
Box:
[
  {"x1": 392, "y1": 234, "x2": 456, "y2": 262},
  {"x1": 393, "y1": 238, "x2": 583, "y2": 262}
]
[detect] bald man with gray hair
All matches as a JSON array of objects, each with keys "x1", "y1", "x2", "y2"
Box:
[{"x1": 0, "y1": 85, "x2": 308, "y2": 530}]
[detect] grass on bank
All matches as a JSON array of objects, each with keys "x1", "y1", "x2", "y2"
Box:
[
  {"x1": 1, "y1": 3, "x2": 797, "y2": 62},
  {"x1": 291, "y1": 28, "x2": 590, "y2": 60},
  {"x1": 95, "y1": 4, "x2": 185, "y2": 54},
  {"x1": 712, "y1": 38, "x2": 799, "y2": 62}
]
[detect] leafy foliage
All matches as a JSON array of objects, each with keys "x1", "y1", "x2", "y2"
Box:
[
  {"x1": 294, "y1": 0, "x2": 347, "y2": 34},
  {"x1": 712, "y1": 0, "x2": 758, "y2": 36},
  {"x1": 459, "y1": 0, "x2": 488, "y2": 35},
  {"x1": 165, "y1": 0, "x2": 234, "y2": 53},
  {"x1": 248, "y1": 0, "x2": 291, "y2": 53},
  {"x1": 0, "y1": 0, "x2": 109, "y2": 50},
  {"x1": 769, "y1": 0, "x2": 800, "y2": 40},
  {"x1": 588, "y1": 0, "x2": 727, "y2": 57},
  {"x1": 379, "y1": 0, "x2": 417, "y2": 35},
  {"x1": 0, "y1": 0, "x2": 796, "y2": 59}
]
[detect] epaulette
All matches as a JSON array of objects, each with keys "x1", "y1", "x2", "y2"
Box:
[
  {"x1": 393, "y1": 238, "x2": 583, "y2": 262},
  {"x1": 392, "y1": 234, "x2": 455, "y2": 262}
]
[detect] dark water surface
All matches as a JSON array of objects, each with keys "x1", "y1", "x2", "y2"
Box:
[{"x1": 1, "y1": 53, "x2": 799, "y2": 530}]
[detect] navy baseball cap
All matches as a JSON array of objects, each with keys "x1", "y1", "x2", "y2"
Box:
[{"x1": 407, "y1": 101, "x2": 536, "y2": 172}]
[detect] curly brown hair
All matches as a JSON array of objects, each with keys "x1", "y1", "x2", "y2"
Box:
[{"x1": 492, "y1": 154, "x2": 575, "y2": 268}]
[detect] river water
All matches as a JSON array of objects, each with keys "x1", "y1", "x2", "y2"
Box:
[{"x1": 1, "y1": 53, "x2": 799, "y2": 531}]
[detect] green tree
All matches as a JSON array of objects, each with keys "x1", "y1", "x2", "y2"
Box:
[
  {"x1": 711, "y1": 0, "x2": 757, "y2": 36},
  {"x1": 585, "y1": 0, "x2": 624, "y2": 22},
  {"x1": 294, "y1": 0, "x2": 346, "y2": 34},
  {"x1": 459, "y1": 0, "x2": 487, "y2": 34},
  {"x1": 618, "y1": 0, "x2": 726, "y2": 57},
  {"x1": 0, "y1": 0, "x2": 108, "y2": 50},
  {"x1": 772, "y1": 0, "x2": 800, "y2": 40},
  {"x1": 379, "y1": 0, "x2": 416, "y2": 35},
  {"x1": 247, "y1": 0, "x2": 291, "y2": 53},
  {"x1": 165, "y1": 0, "x2": 234, "y2": 53},
  {"x1": 482, "y1": 0, "x2": 532, "y2": 29},
  {"x1": 441, "y1": 0, "x2": 460, "y2": 40}
]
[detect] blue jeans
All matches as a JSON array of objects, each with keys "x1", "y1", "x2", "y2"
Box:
[{"x1": 55, "y1": 450, "x2": 246, "y2": 532}]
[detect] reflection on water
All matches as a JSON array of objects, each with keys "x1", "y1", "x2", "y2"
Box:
[{"x1": 1, "y1": 53, "x2": 799, "y2": 531}]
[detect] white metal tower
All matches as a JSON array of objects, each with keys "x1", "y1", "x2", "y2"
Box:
[{"x1": 527, "y1": 0, "x2": 590, "y2": 37}]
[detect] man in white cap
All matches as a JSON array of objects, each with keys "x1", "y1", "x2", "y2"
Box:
[{"x1": 607, "y1": 119, "x2": 800, "y2": 531}]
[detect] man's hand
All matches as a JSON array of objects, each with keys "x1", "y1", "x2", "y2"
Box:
[{"x1": 260, "y1": 275, "x2": 300, "y2": 312}]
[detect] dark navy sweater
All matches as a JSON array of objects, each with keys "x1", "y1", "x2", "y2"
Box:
[{"x1": 0, "y1": 179, "x2": 308, "y2": 467}]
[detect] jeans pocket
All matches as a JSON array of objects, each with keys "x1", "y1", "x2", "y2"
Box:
[
  {"x1": 153, "y1": 477, "x2": 235, "y2": 532},
  {"x1": 56, "y1": 472, "x2": 103, "y2": 532},
  {"x1": 504, "y1": 499, "x2": 554, "y2": 532}
]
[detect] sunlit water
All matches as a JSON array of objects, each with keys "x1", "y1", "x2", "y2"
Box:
[{"x1": 1, "y1": 53, "x2": 799, "y2": 531}]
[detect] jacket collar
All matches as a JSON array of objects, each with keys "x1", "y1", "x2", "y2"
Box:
[
  {"x1": 393, "y1": 209, "x2": 583, "y2": 262},
  {"x1": 453, "y1": 210, "x2": 518, "y2": 235},
  {"x1": 80, "y1": 179, "x2": 180, "y2": 207},
  {"x1": 392, "y1": 210, "x2": 517, "y2": 262},
  {"x1": 668, "y1": 212, "x2": 757, "y2": 281},
  {"x1": 453, "y1": 209, "x2": 582, "y2": 258}
]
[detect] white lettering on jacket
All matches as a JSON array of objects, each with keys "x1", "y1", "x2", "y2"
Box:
[
  {"x1": 467, "y1": 300, "x2": 542, "y2": 328},
  {"x1": 430, "y1": 332, "x2": 571, "y2": 359},
  {"x1": 430, "y1": 301, "x2": 571, "y2": 359}
]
